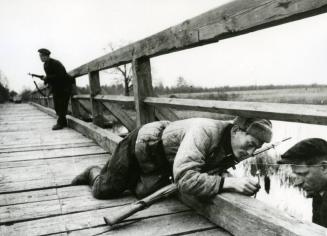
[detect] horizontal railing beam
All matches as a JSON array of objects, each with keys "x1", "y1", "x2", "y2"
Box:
[
  {"x1": 95, "y1": 95, "x2": 135, "y2": 104},
  {"x1": 73, "y1": 95, "x2": 135, "y2": 104},
  {"x1": 73, "y1": 95, "x2": 90, "y2": 100},
  {"x1": 144, "y1": 97, "x2": 327, "y2": 125},
  {"x1": 69, "y1": 0, "x2": 327, "y2": 77},
  {"x1": 180, "y1": 192, "x2": 326, "y2": 236}
]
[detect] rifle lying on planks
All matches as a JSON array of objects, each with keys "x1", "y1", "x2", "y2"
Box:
[{"x1": 103, "y1": 137, "x2": 291, "y2": 228}]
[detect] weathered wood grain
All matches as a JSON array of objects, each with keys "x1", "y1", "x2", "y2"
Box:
[
  {"x1": 0, "y1": 145, "x2": 107, "y2": 163},
  {"x1": 132, "y1": 57, "x2": 156, "y2": 126},
  {"x1": 94, "y1": 94, "x2": 135, "y2": 104},
  {"x1": 68, "y1": 212, "x2": 224, "y2": 236},
  {"x1": 89, "y1": 71, "x2": 105, "y2": 127},
  {"x1": 0, "y1": 141, "x2": 95, "y2": 154},
  {"x1": 0, "y1": 123, "x2": 53, "y2": 132},
  {"x1": 145, "y1": 97, "x2": 327, "y2": 125},
  {"x1": 71, "y1": 97, "x2": 81, "y2": 118},
  {"x1": 0, "y1": 186, "x2": 90, "y2": 206},
  {"x1": 155, "y1": 107, "x2": 179, "y2": 121},
  {"x1": 180, "y1": 192, "x2": 326, "y2": 236},
  {"x1": 187, "y1": 228, "x2": 232, "y2": 236},
  {"x1": 0, "y1": 198, "x2": 190, "y2": 236},
  {"x1": 72, "y1": 94, "x2": 90, "y2": 100},
  {"x1": 75, "y1": 99, "x2": 93, "y2": 120},
  {"x1": 69, "y1": 0, "x2": 327, "y2": 77},
  {"x1": 31, "y1": 102, "x2": 122, "y2": 153},
  {"x1": 0, "y1": 130, "x2": 88, "y2": 148},
  {"x1": 101, "y1": 101, "x2": 136, "y2": 131},
  {"x1": 0, "y1": 154, "x2": 108, "y2": 193},
  {"x1": 67, "y1": 115, "x2": 122, "y2": 154},
  {"x1": 0, "y1": 192, "x2": 135, "y2": 224},
  {"x1": 0, "y1": 141, "x2": 93, "y2": 153},
  {"x1": 30, "y1": 101, "x2": 57, "y2": 118}
]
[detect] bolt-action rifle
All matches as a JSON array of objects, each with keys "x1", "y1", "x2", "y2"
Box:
[
  {"x1": 103, "y1": 137, "x2": 291, "y2": 228},
  {"x1": 28, "y1": 73, "x2": 45, "y2": 80},
  {"x1": 28, "y1": 73, "x2": 51, "y2": 97}
]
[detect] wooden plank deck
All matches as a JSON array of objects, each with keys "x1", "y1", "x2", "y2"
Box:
[{"x1": 0, "y1": 103, "x2": 230, "y2": 236}]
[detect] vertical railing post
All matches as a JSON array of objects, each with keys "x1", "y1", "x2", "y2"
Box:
[
  {"x1": 45, "y1": 90, "x2": 49, "y2": 107},
  {"x1": 46, "y1": 88, "x2": 50, "y2": 108},
  {"x1": 50, "y1": 95, "x2": 54, "y2": 109},
  {"x1": 89, "y1": 71, "x2": 105, "y2": 127},
  {"x1": 71, "y1": 95, "x2": 81, "y2": 118},
  {"x1": 132, "y1": 57, "x2": 156, "y2": 127}
]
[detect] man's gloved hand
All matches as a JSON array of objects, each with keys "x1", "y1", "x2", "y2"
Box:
[{"x1": 223, "y1": 177, "x2": 260, "y2": 196}]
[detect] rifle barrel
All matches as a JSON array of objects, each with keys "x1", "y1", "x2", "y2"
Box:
[{"x1": 28, "y1": 73, "x2": 44, "y2": 79}]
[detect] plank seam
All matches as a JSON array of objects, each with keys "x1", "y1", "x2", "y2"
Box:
[
  {"x1": 0, "y1": 151, "x2": 109, "y2": 166},
  {"x1": 165, "y1": 226, "x2": 224, "y2": 236},
  {"x1": 40, "y1": 210, "x2": 192, "y2": 236},
  {"x1": 0, "y1": 201, "x2": 142, "y2": 226},
  {"x1": 0, "y1": 184, "x2": 72, "y2": 195},
  {"x1": 0, "y1": 144, "x2": 97, "y2": 154}
]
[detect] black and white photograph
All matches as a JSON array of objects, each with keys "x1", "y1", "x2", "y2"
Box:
[{"x1": 1, "y1": 0, "x2": 327, "y2": 235}]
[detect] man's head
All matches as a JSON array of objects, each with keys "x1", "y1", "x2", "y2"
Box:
[
  {"x1": 231, "y1": 117, "x2": 272, "y2": 162},
  {"x1": 38, "y1": 48, "x2": 51, "y2": 62},
  {"x1": 279, "y1": 138, "x2": 327, "y2": 197}
]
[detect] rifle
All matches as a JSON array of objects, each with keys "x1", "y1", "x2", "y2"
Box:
[
  {"x1": 103, "y1": 137, "x2": 291, "y2": 228},
  {"x1": 28, "y1": 73, "x2": 44, "y2": 80},
  {"x1": 28, "y1": 73, "x2": 51, "y2": 97}
]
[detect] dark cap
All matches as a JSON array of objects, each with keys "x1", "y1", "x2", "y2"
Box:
[
  {"x1": 278, "y1": 138, "x2": 327, "y2": 164},
  {"x1": 38, "y1": 48, "x2": 51, "y2": 56}
]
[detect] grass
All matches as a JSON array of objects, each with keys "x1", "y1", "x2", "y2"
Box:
[{"x1": 167, "y1": 86, "x2": 327, "y2": 105}]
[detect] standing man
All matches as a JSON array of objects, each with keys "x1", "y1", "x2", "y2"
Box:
[
  {"x1": 72, "y1": 116, "x2": 273, "y2": 200},
  {"x1": 278, "y1": 138, "x2": 327, "y2": 227},
  {"x1": 38, "y1": 48, "x2": 73, "y2": 130}
]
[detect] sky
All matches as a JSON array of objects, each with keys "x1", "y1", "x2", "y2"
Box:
[{"x1": 0, "y1": 0, "x2": 327, "y2": 92}]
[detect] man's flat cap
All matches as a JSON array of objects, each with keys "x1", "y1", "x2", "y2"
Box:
[
  {"x1": 234, "y1": 117, "x2": 272, "y2": 143},
  {"x1": 38, "y1": 48, "x2": 51, "y2": 56},
  {"x1": 278, "y1": 138, "x2": 327, "y2": 164}
]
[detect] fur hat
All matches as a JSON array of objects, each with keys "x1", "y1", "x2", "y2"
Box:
[{"x1": 234, "y1": 116, "x2": 272, "y2": 143}]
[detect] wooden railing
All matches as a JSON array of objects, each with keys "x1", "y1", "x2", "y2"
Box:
[{"x1": 30, "y1": 0, "x2": 327, "y2": 235}]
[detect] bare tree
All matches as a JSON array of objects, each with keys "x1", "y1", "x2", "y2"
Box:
[
  {"x1": 176, "y1": 76, "x2": 188, "y2": 88},
  {"x1": 0, "y1": 70, "x2": 9, "y2": 103},
  {"x1": 0, "y1": 70, "x2": 8, "y2": 88},
  {"x1": 103, "y1": 43, "x2": 133, "y2": 96}
]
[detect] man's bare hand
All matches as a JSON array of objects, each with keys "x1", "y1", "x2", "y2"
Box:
[{"x1": 223, "y1": 177, "x2": 260, "y2": 196}]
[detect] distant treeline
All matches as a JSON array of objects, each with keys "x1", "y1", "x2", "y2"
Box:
[
  {"x1": 155, "y1": 83, "x2": 327, "y2": 95},
  {"x1": 0, "y1": 82, "x2": 9, "y2": 103},
  {"x1": 76, "y1": 83, "x2": 327, "y2": 96},
  {"x1": 77, "y1": 84, "x2": 126, "y2": 95}
]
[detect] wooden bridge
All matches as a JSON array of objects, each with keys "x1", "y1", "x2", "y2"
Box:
[
  {"x1": 2, "y1": 0, "x2": 327, "y2": 235},
  {"x1": 0, "y1": 103, "x2": 229, "y2": 235}
]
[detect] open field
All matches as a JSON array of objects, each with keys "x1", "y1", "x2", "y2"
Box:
[
  {"x1": 169, "y1": 86, "x2": 327, "y2": 105},
  {"x1": 161, "y1": 86, "x2": 327, "y2": 120}
]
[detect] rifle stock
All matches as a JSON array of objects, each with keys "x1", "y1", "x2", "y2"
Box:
[
  {"x1": 104, "y1": 184, "x2": 177, "y2": 226},
  {"x1": 104, "y1": 202, "x2": 147, "y2": 226}
]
